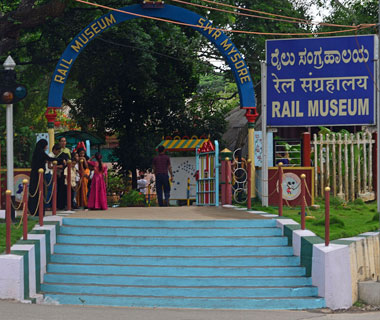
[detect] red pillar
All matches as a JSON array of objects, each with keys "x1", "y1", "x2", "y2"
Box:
[
  {"x1": 373, "y1": 132, "x2": 377, "y2": 196},
  {"x1": 226, "y1": 158, "x2": 232, "y2": 205},
  {"x1": 302, "y1": 132, "x2": 311, "y2": 167},
  {"x1": 220, "y1": 149, "x2": 232, "y2": 205},
  {"x1": 325, "y1": 187, "x2": 331, "y2": 246},
  {"x1": 221, "y1": 160, "x2": 226, "y2": 205},
  {"x1": 301, "y1": 174, "x2": 306, "y2": 230}
]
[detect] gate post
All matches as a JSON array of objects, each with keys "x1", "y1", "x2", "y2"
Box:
[{"x1": 245, "y1": 109, "x2": 259, "y2": 203}]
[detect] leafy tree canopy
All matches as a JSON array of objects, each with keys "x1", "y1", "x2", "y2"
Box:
[{"x1": 1, "y1": 0, "x2": 311, "y2": 179}]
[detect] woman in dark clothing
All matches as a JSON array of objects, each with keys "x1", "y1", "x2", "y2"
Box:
[
  {"x1": 28, "y1": 139, "x2": 56, "y2": 216},
  {"x1": 56, "y1": 147, "x2": 69, "y2": 210}
]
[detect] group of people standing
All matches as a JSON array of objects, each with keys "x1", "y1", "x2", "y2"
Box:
[{"x1": 28, "y1": 137, "x2": 108, "y2": 216}]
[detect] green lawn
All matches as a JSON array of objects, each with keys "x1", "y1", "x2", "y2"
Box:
[
  {"x1": 0, "y1": 218, "x2": 38, "y2": 253},
  {"x1": 250, "y1": 197, "x2": 380, "y2": 240}
]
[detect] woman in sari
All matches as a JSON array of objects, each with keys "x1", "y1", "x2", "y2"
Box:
[
  {"x1": 88, "y1": 152, "x2": 108, "y2": 210},
  {"x1": 75, "y1": 148, "x2": 90, "y2": 208}
]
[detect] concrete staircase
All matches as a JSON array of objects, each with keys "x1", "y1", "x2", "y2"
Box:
[{"x1": 41, "y1": 218, "x2": 325, "y2": 309}]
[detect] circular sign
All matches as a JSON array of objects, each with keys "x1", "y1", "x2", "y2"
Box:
[
  {"x1": 277, "y1": 172, "x2": 301, "y2": 201},
  {"x1": 13, "y1": 174, "x2": 29, "y2": 203}
]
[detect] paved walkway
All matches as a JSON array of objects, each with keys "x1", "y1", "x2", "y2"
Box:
[
  {"x1": 49, "y1": 206, "x2": 269, "y2": 220},
  {"x1": 1, "y1": 300, "x2": 379, "y2": 320}
]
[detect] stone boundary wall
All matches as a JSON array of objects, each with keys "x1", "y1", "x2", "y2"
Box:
[
  {"x1": 349, "y1": 233, "x2": 380, "y2": 302},
  {"x1": 277, "y1": 218, "x2": 380, "y2": 309}
]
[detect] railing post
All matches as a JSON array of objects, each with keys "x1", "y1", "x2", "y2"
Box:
[
  {"x1": 22, "y1": 179, "x2": 28, "y2": 240},
  {"x1": 247, "y1": 159, "x2": 252, "y2": 209},
  {"x1": 5, "y1": 190, "x2": 11, "y2": 254},
  {"x1": 52, "y1": 161, "x2": 57, "y2": 215},
  {"x1": 301, "y1": 174, "x2": 306, "y2": 230},
  {"x1": 66, "y1": 160, "x2": 72, "y2": 211},
  {"x1": 278, "y1": 162, "x2": 283, "y2": 216},
  {"x1": 325, "y1": 186, "x2": 330, "y2": 246},
  {"x1": 38, "y1": 168, "x2": 44, "y2": 226},
  {"x1": 187, "y1": 177, "x2": 190, "y2": 206}
]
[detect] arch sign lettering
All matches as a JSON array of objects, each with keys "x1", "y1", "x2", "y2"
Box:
[
  {"x1": 48, "y1": 4, "x2": 256, "y2": 110},
  {"x1": 266, "y1": 35, "x2": 377, "y2": 126}
]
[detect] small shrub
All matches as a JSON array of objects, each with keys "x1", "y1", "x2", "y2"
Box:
[
  {"x1": 354, "y1": 198, "x2": 364, "y2": 205},
  {"x1": 119, "y1": 189, "x2": 146, "y2": 207},
  {"x1": 353, "y1": 300, "x2": 366, "y2": 307},
  {"x1": 372, "y1": 212, "x2": 379, "y2": 222},
  {"x1": 330, "y1": 196, "x2": 344, "y2": 207},
  {"x1": 107, "y1": 170, "x2": 129, "y2": 196}
]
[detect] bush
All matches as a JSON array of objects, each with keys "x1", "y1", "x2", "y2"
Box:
[
  {"x1": 330, "y1": 196, "x2": 344, "y2": 207},
  {"x1": 107, "y1": 170, "x2": 129, "y2": 196},
  {"x1": 119, "y1": 190, "x2": 146, "y2": 207},
  {"x1": 313, "y1": 216, "x2": 345, "y2": 227},
  {"x1": 354, "y1": 198, "x2": 364, "y2": 205}
]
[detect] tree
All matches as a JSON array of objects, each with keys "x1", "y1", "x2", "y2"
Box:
[
  {"x1": 0, "y1": 0, "x2": 70, "y2": 56},
  {"x1": 312, "y1": 0, "x2": 378, "y2": 33},
  {"x1": 0, "y1": 0, "x2": 312, "y2": 178}
]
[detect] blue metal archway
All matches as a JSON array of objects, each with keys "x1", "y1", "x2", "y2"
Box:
[{"x1": 48, "y1": 4, "x2": 256, "y2": 110}]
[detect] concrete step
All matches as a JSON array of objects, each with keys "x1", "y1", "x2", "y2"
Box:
[
  {"x1": 56, "y1": 234, "x2": 288, "y2": 246},
  {"x1": 53, "y1": 243, "x2": 294, "y2": 256},
  {"x1": 62, "y1": 218, "x2": 277, "y2": 228},
  {"x1": 42, "y1": 293, "x2": 325, "y2": 309},
  {"x1": 44, "y1": 273, "x2": 313, "y2": 287},
  {"x1": 46, "y1": 263, "x2": 307, "y2": 277},
  {"x1": 42, "y1": 218, "x2": 324, "y2": 310},
  {"x1": 50, "y1": 253, "x2": 301, "y2": 266},
  {"x1": 59, "y1": 226, "x2": 283, "y2": 237},
  {"x1": 41, "y1": 283, "x2": 319, "y2": 298}
]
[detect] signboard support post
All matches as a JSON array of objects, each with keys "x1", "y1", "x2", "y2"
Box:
[
  {"x1": 377, "y1": 11, "x2": 380, "y2": 224},
  {"x1": 261, "y1": 61, "x2": 269, "y2": 206}
]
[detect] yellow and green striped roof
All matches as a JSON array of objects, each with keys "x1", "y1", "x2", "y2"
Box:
[{"x1": 156, "y1": 139, "x2": 210, "y2": 152}]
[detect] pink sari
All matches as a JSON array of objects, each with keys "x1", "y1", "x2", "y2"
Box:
[{"x1": 87, "y1": 161, "x2": 108, "y2": 210}]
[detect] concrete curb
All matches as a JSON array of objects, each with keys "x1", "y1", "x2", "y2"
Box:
[{"x1": 0, "y1": 216, "x2": 62, "y2": 303}]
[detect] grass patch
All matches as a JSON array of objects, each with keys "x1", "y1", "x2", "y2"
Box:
[
  {"x1": 353, "y1": 300, "x2": 367, "y2": 307},
  {"x1": 249, "y1": 198, "x2": 379, "y2": 241},
  {"x1": 0, "y1": 218, "x2": 38, "y2": 254}
]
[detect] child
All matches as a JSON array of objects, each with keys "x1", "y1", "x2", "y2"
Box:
[{"x1": 64, "y1": 153, "x2": 79, "y2": 209}]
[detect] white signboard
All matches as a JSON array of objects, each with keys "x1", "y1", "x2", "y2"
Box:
[
  {"x1": 171, "y1": 157, "x2": 197, "y2": 200},
  {"x1": 35, "y1": 133, "x2": 49, "y2": 153},
  {"x1": 254, "y1": 131, "x2": 273, "y2": 167}
]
